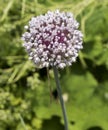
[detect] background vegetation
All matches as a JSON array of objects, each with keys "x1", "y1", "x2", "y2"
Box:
[{"x1": 0, "y1": 0, "x2": 108, "y2": 130}]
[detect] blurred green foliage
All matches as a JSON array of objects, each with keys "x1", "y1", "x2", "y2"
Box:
[{"x1": 0, "y1": 0, "x2": 108, "y2": 130}]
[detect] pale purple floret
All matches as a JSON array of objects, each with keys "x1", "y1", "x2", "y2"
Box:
[{"x1": 22, "y1": 10, "x2": 83, "y2": 69}]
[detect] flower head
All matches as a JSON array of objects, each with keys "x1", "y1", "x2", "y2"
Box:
[{"x1": 22, "y1": 10, "x2": 83, "y2": 68}]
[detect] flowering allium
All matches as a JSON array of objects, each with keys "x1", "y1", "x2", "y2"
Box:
[{"x1": 22, "y1": 10, "x2": 83, "y2": 68}]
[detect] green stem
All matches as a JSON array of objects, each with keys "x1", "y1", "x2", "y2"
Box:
[
  {"x1": 53, "y1": 66, "x2": 68, "y2": 130},
  {"x1": 19, "y1": 114, "x2": 27, "y2": 130}
]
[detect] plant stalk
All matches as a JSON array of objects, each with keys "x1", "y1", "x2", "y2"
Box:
[{"x1": 53, "y1": 66, "x2": 68, "y2": 130}]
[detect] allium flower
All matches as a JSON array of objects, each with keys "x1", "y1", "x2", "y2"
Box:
[{"x1": 22, "y1": 10, "x2": 83, "y2": 68}]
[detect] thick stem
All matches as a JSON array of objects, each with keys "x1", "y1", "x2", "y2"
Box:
[{"x1": 53, "y1": 66, "x2": 68, "y2": 130}]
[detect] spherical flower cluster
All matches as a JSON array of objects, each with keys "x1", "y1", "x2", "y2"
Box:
[{"x1": 22, "y1": 10, "x2": 83, "y2": 69}]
